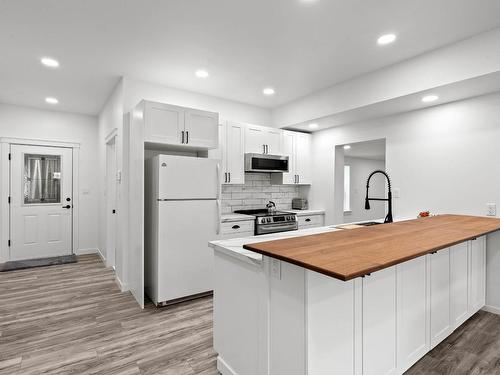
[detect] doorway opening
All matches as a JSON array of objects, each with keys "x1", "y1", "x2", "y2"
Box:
[
  {"x1": 334, "y1": 139, "x2": 387, "y2": 224},
  {"x1": 105, "y1": 132, "x2": 118, "y2": 269}
]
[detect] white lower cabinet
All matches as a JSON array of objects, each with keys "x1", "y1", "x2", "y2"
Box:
[
  {"x1": 450, "y1": 242, "x2": 469, "y2": 328},
  {"x1": 469, "y1": 236, "x2": 486, "y2": 314},
  {"x1": 429, "y1": 248, "x2": 452, "y2": 348},
  {"x1": 362, "y1": 266, "x2": 398, "y2": 375},
  {"x1": 396, "y1": 256, "x2": 430, "y2": 373}
]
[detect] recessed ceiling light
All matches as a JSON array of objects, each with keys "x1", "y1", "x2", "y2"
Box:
[
  {"x1": 45, "y1": 97, "x2": 59, "y2": 104},
  {"x1": 262, "y1": 87, "x2": 275, "y2": 96},
  {"x1": 41, "y1": 57, "x2": 60, "y2": 68},
  {"x1": 195, "y1": 69, "x2": 209, "y2": 78},
  {"x1": 308, "y1": 123, "x2": 319, "y2": 129},
  {"x1": 343, "y1": 145, "x2": 351, "y2": 150},
  {"x1": 422, "y1": 94, "x2": 439, "y2": 103},
  {"x1": 377, "y1": 33, "x2": 397, "y2": 45}
]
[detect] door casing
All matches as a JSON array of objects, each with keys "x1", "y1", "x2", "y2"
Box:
[{"x1": 0, "y1": 137, "x2": 80, "y2": 263}]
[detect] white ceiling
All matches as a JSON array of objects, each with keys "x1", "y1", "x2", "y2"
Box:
[{"x1": 1, "y1": 0, "x2": 500, "y2": 115}]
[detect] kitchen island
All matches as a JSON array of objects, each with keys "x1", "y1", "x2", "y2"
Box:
[{"x1": 209, "y1": 215, "x2": 500, "y2": 375}]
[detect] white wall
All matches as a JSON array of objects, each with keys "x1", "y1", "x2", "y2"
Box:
[
  {"x1": 308, "y1": 90, "x2": 500, "y2": 310},
  {"x1": 0, "y1": 103, "x2": 99, "y2": 253},
  {"x1": 343, "y1": 157, "x2": 385, "y2": 223}
]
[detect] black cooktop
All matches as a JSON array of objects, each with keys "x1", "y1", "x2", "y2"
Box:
[{"x1": 234, "y1": 209, "x2": 294, "y2": 217}]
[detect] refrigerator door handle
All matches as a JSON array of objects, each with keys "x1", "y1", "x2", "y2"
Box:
[
  {"x1": 216, "y1": 199, "x2": 221, "y2": 235},
  {"x1": 216, "y1": 163, "x2": 221, "y2": 198}
]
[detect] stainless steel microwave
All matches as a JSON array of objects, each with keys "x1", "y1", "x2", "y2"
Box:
[{"x1": 245, "y1": 153, "x2": 289, "y2": 173}]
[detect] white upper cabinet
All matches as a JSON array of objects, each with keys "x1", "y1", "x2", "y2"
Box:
[
  {"x1": 224, "y1": 121, "x2": 245, "y2": 184},
  {"x1": 184, "y1": 108, "x2": 219, "y2": 149},
  {"x1": 278, "y1": 131, "x2": 311, "y2": 185},
  {"x1": 142, "y1": 100, "x2": 219, "y2": 149},
  {"x1": 245, "y1": 124, "x2": 282, "y2": 155},
  {"x1": 144, "y1": 101, "x2": 184, "y2": 145}
]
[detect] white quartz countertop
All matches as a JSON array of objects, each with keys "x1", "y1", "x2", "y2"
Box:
[
  {"x1": 288, "y1": 209, "x2": 325, "y2": 216},
  {"x1": 221, "y1": 213, "x2": 255, "y2": 223}
]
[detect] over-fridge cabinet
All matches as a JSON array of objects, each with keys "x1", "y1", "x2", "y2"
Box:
[{"x1": 140, "y1": 100, "x2": 219, "y2": 149}]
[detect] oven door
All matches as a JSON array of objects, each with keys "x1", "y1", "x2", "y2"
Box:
[
  {"x1": 245, "y1": 153, "x2": 289, "y2": 173},
  {"x1": 255, "y1": 221, "x2": 298, "y2": 235}
]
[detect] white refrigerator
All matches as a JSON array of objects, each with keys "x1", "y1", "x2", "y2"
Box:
[{"x1": 145, "y1": 154, "x2": 221, "y2": 306}]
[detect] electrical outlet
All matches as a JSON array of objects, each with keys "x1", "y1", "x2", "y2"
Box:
[
  {"x1": 271, "y1": 259, "x2": 281, "y2": 279},
  {"x1": 393, "y1": 188, "x2": 400, "y2": 198},
  {"x1": 487, "y1": 203, "x2": 496, "y2": 217}
]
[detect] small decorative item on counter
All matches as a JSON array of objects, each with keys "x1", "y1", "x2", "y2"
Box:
[{"x1": 418, "y1": 211, "x2": 431, "y2": 218}]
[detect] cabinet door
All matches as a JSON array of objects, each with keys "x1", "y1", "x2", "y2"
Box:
[
  {"x1": 396, "y1": 257, "x2": 430, "y2": 373},
  {"x1": 225, "y1": 122, "x2": 245, "y2": 185},
  {"x1": 469, "y1": 237, "x2": 486, "y2": 314},
  {"x1": 281, "y1": 131, "x2": 296, "y2": 184},
  {"x1": 265, "y1": 128, "x2": 282, "y2": 155},
  {"x1": 450, "y1": 242, "x2": 469, "y2": 328},
  {"x1": 295, "y1": 133, "x2": 311, "y2": 185},
  {"x1": 144, "y1": 101, "x2": 184, "y2": 144},
  {"x1": 362, "y1": 266, "x2": 397, "y2": 375},
  {"x1": 184, "y1": 108, "x2": 219, "y2": 148},
  {"x1": 245, "y1": 125, "x2": 266, "y2": 154},
  {"x1": 430, "y1": 248, "x2": 452, "y2": 348}
]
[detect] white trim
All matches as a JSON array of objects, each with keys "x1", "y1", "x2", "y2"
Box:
[
  {"x1": 115, "y1": 275, "x2": 129, "y2": 292},
  {"x1": 96, "y1": 248, "x2": 106, "y2": 263},
  {"x1": 217, "y1": 356, "x2": 239, "y2": 375},
  {"x1": 75, "y1": 248, "x2": 99, "y2": 255},
  {"x1": 105, "y1": 128, "x2": 118, "y2": 144},
  {"x1": 0, "y1": 137, "x2": 80, "y2": 262},
  {"x1": 482, "y1": 305, "x2": 500, "y2": 315},
  {"x1": 0, "y1": 137, "x2": 80, "y2": 149}
]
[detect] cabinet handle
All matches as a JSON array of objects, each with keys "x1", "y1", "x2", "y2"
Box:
[
  {"x1": 263, "y1": 144, "x2": 266, "y2": 154},
  {"x1": 305, "y1": 218, "x2": 311, "y2": 222},
  {"x1": 224, "y1": 172, "x2": 227, "y2": 183},
  {"x1": 297, "y1": 175, "x2": 300, "y2": 184},
  {"x1": 181, "y1": 130, "x2": 185, "y2": 144},
  {"x1": 186, "y1": 131, "x2": 189, "y2": 144},
  {"x1": 228, "y1": 172, "x2": 231, "y2": 183},
  {"x1": 232, "y1": 224, "x2": 240, "y2": 230},
  {"x1": 266, "y1": 145, "x2": 269, "y2": 154}
]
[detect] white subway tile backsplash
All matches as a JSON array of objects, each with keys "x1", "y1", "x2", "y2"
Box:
[{"x1": 222, "y1": 173, "x2": 300, "y2": 212}]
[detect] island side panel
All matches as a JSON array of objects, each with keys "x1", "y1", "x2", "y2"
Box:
[
  {"x1": 213, "y1": 251, "x2": 268, "y2": 375},
  {"x1": 268, "y1": 258, "x2": 306, "y2": 375}
]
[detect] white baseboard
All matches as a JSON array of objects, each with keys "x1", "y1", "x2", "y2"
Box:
[
  {"x1": 75, "y1": 248, "x2": 99, "y2": 255},
  {"x1": 217, "y1": 356, "x2": 238, "y2": 375},
  {"x1": 115, "y1": 275, "x2": 129, "y2": 292},
  {"x1": 482, "y1": 305, "x2": 500, "y2": 315},
  {"x1": 96, "y1": 248, "x2": 106, "y2": 263}
]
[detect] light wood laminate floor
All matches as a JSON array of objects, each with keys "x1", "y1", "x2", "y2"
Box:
[
  {"x1": 1, "y1": 253, "x2": 500, "y2": 375},
  {"x1": 0, "y1": 254, "x2": 217, "y2": 375}
]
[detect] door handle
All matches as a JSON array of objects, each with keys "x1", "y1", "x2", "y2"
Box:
[
  {"x1": 62, "y1": 205, "x2": 71, "y2": 209},
  {"x1": 181, "y1": 130, "x2": 185, "y2": 144}
]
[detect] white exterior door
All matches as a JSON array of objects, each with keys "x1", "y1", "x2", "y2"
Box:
[{"x1": 10, "y1": 145, "x2": 73, "y2": 261}]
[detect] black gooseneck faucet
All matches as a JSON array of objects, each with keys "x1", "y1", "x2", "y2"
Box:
[{"x1": 364, "y1": 170, "x2": 393, "y2": 223}]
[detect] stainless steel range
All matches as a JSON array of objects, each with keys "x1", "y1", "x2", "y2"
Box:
[{"x1": 234, "y1": 208, "x2": 298, "y2": 235}]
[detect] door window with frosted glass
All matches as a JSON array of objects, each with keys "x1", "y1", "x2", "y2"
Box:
[{"x1": 23, "y1": 154, "x2": 61, "y2": 204}]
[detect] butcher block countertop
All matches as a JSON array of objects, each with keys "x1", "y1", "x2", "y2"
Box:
[{"x1": 243, "y1": 214, "x2": 500, "y2": 281}]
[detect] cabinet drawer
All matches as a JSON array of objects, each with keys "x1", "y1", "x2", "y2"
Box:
[
  {"x1": 298, "y1": 215, "x2": 323, "y2": 228},
  {"x1": 221, "y1": 220, "x2": 254, "y2": 235}
]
